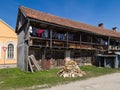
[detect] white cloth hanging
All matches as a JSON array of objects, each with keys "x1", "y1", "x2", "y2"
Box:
[{"x1": 29, "y1": 26, "x2": 33, "y2": 33}]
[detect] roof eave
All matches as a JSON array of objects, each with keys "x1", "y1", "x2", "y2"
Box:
[{"x1": 15, "y1": 6, "x2": 28, "y2": 33}]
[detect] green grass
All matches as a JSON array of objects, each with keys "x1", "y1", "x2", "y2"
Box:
[{"x1": 0, "y1": 66, "x2": 120, "y2": 90}]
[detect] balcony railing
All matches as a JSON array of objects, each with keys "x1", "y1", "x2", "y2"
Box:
[
  {"x1": 29, "y1": 36, "x2": 119, "y2": 51},
  {"x1": 109, "y1": 46, "x2": 120, "y2": 50}
]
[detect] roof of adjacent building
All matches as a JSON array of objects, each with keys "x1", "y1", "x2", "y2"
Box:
[
  {"x1": 0, "y1": 19, "x2": 15, "y2": 31},
  {"x1": 19, "y1": 6, "x2": 120, "y2": 38},
  {"x1": 0, "y1": 19, "x2": 17, "y2": 38}
]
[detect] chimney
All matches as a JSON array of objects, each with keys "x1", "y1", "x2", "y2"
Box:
[
  {"x1": 98, "y1": 23, "x2": 104, "y2": 28},
  {"x1": 112, "y1": 27, "x2": 117, "y2": 32}
]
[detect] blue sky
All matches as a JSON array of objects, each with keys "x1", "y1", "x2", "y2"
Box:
[{"x1": 0, "y1": 0, "x2": 120, "y2": 31}]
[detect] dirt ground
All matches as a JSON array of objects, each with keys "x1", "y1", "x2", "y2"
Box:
[{"x1": 42, "y1": 73, "x2": 120, "y2": 90}]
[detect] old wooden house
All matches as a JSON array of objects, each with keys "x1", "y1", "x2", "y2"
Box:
[{"x1": 15, "y1": 6, "x2": 120, "y2": 71}]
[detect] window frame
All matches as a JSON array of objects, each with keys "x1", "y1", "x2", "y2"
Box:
[
  {"x1": 5, "y1": 41, "x2": 16, "y2": 60},
  {"x1": 7, "y1": 44, "x2": 14, "y2": 59}
]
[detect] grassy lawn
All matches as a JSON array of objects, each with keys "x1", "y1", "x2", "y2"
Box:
[{"x1": 0, "y1": 66, "x2": 120, "y2": 90}]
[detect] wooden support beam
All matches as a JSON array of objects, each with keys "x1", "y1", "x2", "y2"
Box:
[
  {"x1": 50, "y1": 29, "x2": 52, "y2": 48},
  {"x1": 108, "y1": 36, "x2": 110, "y2": 52},
  {"x1": 28, "y1": 57, "x2": 34, "y2": 72},
  {"x1": 66, "y1": 32, "x2": 69, "y2": 49},
  {"x1": 24, "y1": 19, "x2": 30, "y2": 71},
  {"x1": 104, "y1": 58, "x2": 106, "y2": 67}
]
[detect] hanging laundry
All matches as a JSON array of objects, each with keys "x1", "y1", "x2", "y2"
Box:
[
  {"x1": 42, "y1": 30, "x2": 48, "y2": 38},
  {"x1": 52, "y1": 32, "x2": 58, "y2": 39},
  {"x1": 38, "y1": 29, "x2": 44, "y2": 37},
  {"x1": 29, "y1": 26, "x2": 32, "y2": 33},
  {"x1": 68, "y1": 34, "x2": 74, "y2": 41},
  {"x1": 44, "y1": 30, "x2": 48, "y2": 38},
  {"x1": 32, "y1": 27, "x2": 38, "y2": 36}
]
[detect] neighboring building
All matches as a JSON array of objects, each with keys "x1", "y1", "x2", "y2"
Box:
[
  {"x1": 0, "y1": 19, "x2": 17, "y2": 64},
  {"x1": 15, "y1": 6, "x2": 120, "y2": 71}
]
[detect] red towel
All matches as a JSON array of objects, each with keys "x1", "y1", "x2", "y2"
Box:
[{"x1": 38, "y1": 29, "x2": 44, "y2": 36}]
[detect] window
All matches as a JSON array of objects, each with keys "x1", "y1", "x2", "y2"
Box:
[
  {"x1": 7, "y1": 44, "x2": 14, "y2": 59},
  {"x1": 5, "y1": 41, "x2": 16, "y2": 60}
]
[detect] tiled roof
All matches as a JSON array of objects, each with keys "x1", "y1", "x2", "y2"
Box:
[{"x1": 19, "y1": 6, "x2": 120, "y2": 38}]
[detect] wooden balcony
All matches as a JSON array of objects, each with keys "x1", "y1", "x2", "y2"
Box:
[
  {"x1": 29, "y1": 36, "x2": 111, "y2": 51},
  {"x1": 52, "y1": 41, "x2": 67, "y2": 48},
  {"x1": 109, "y1": 46, "x2": 120, "y2": 51},
  {"x1": 30, "y1": 37, "x2": 50, "y2": 47}
]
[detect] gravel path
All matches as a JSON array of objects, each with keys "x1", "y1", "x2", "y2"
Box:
[
  {"x1": 42, "y1": 73, "x2": 120, "y2": 90},
  {"x1": 0, "y1": 64, "x2": 17, "y2": 69}
]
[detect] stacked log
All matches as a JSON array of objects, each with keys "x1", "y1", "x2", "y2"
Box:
[{"x1": 57, "y1": 60, "x2": 86, "y2": 77}]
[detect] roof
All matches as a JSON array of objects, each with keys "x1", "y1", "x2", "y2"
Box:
[
  {"x1": 0, "y1": 19, "x2": 17, "y2": 38},
  {"x1": 19, "y1": 6, "x2": 120, "y2": 38},
  {"x1": 0, "y1": 19, "x2": 15, "y2": 31}
]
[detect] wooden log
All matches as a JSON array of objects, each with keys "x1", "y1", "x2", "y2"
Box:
[
  {"x1": 28, "y1": 57, "x2": 34, "y2": 72},
  {"x1": 57, "y1": 60, "x2": 86, "y2": 77}
]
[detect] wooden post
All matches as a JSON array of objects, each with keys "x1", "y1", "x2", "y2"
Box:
[
  {"x1": 90, "y1": 34, "x2": 93, "y2": 49},
  {"x1": 115, "y1": 55, "x2": 118, "y2": 68},
  {"x1": 104, "y1": 57, "x2": 106, "y2": 67},
  {"x1": 99, "y1": 57, "x2": 101, "y2": 67},
  {"x1": 65, "y1": 50, "x2": 71, "y2": 62},
  {"x1": 79, "y1": 32, "x2": 81, "y2": 49},
  {"x1": 79, "y1": 32, "x2": 81, "y2": 42},
  {"x1": 50, "y1": 29, "x2": 52, "y2": 48},
  {"x1": 108, "y1": 36, "x2": 110, "y2": 52},
  {"x1": 66, "y1": 32, "x2": 68, "y2": 49},
  {"x1": 41, "y1": 49, "x2": 46, "y2": 69},
  {"x1": 28, "y1": 57, "x2": 34, "y2": 72},
  {"x1": 24, "y1": 19, "x2": 30, "y2": 71}
]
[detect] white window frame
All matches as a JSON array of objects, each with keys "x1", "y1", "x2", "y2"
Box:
[{"x1": 5, "y1": 41, "x2": 16, "y2": 60}]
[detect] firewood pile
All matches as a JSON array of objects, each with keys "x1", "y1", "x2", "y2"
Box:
[{"x1": 57, "y1": 60, "x2": 86, "y2": 77}]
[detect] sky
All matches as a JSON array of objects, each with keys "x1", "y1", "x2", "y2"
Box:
[{"x1": 0, "y1": 0, "x2": 120, "y2": 31}]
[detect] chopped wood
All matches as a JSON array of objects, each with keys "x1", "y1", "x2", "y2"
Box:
[{"x1": 57, "y1": 60, "x2": 86, "y2": 78}]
